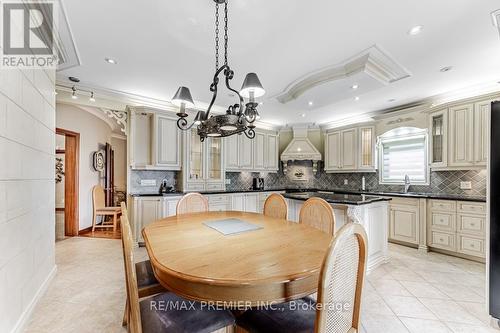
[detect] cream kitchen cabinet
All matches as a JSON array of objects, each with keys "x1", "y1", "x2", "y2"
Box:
[
  {"x1": 128, "y1": 107, "x2": 181, "y2": 170},
  {"x1": 154, "y1": 113, "x2": 182, "y2": 169},
  {"x1": 448, "y1": 104, "x2": 474, "y2": 167},
  {"x1": 231, "y1": 193, "x2": 259, "y2": 213},
  {"x1": 429, "y1": 99, "x2": 490, "y2": 170},
  {"x1": 427, "y1": 199, "x2": 486, "y2": 260},
  {"x1": 180, "y1": 129, "x2": 225, "y2": 192},
  {"x1": 324, "y1": 125, "x2": 376, "y2": 172},
  {"x1": 225, "y1": 129, "x2": 279, "y2": 172},
  {"x1": 131, "y1": 195, "x2": 181, "y2": 244},
  {"x1": 388, "y1": 197, "x2": 420, "y2": 246}
]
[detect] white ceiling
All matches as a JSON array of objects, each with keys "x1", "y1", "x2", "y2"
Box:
[{"x1": 57, "y1": 0, "x2": 500, "y2": 126}]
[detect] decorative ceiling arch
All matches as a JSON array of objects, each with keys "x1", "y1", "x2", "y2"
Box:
[{"x1": 275, "y1": 45, "x2": 412, "y2": 104}]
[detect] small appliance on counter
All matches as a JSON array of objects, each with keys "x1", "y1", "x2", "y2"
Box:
[
  {"x1": 252, "y1": 178, "x2": 264, "y2": 190},
  {"x1": 159, "y1": 179, "x2": 174, "y2": 194}
]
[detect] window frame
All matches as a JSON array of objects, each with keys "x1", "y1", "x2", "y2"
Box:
[{"x1": 378, "y1": 129, "x2": 430, "y2": 186}]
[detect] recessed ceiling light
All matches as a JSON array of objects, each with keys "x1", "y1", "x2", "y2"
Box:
[
  {"x1": 105, "y1": 57, "x2": 117, "y2": 64},
  {"x1": 259, "y1": 102, "x2": 263, "y2": 105},
  {"x1": 440, "y1": 66, "x2": 453, "y2": 72},
  {"x1": 351, "y1": 84, "x2": 359, "y2": 90},
  {"x1": 308, "y1": 101, "x2": 313, "y2": 106},
  {"x1": 408, "y1": 25, "x2": 423, "y2": 36},
  {"x1": 355, "y1": 96, "x2": 360, "y2": 101},
  {"x1": 301, "y1": 113, "x2": 306, "y2": 117}
]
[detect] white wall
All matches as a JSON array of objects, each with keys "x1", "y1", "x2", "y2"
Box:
[
  {"x1": 56, "y1": 103, "x2": 120, "y2": 230},
  {"x1": 0, "y1": 68, "x2": 56, "y2": 333}
]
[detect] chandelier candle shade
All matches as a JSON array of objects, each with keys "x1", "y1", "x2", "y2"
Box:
[{"x1": 173, "y1": 0, "x2": 265, "y2": 141}]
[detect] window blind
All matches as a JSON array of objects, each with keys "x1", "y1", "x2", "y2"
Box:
[{"x1": 381, "y1": 135, "x2": 427, "y2": 184}]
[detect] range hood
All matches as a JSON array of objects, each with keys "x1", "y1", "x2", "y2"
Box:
[{"x1": 280, "y1": 127, "x2": 322, "y2": 174}]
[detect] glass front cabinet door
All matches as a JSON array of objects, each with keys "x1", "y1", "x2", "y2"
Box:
[
  {"x1": 182, "y1": 129, "x2": 225, "y2": 192},
  {"x1": 429, "y1": 110, "x2": 448, "y2": 168},
  {"x1": 359, "y1": 126, "x2": 376, "y2": 171},
  {"x1": 205, "y1": 137, "x2": 224, "y2": 183}
]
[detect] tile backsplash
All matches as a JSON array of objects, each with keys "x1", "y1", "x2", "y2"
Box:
[
  {"x1": 130, "y1": 161, "x2": 487, "y2": 197},
  {"x1": 226, "y1": 161, "x2": 487, "y2": 197},
  {"x1": 129, "y1": 170, "x2": 178, "y2": 194}
]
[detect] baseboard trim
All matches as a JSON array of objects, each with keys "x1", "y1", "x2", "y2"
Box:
[
  {"x1": 10, "y1": 265, "x2": 57, "y2": 333},
  {"x1": 78, "y1": 226, "x2": 92, "y2": 234}
]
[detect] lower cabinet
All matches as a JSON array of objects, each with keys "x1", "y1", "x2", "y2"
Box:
[
  {"x1": 206, "y1": 194, "x2": 231, "y2": 212},
  {"x1": 231, "y1": 193, "x2": 259, "y2": 213},
  {"x1": 132, "y1": 195, "x2": 181, "y2": 244},
  {"x1": 388, "y1": 197, "x2": 421, "y2": 246},
  {"x1": 427, "y1": 199, "x2": 486, "y2": 260}
]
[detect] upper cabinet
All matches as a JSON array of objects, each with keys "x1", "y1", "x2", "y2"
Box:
[
  {"x1": 429, "y1": 110, "x2": 448, "y2": 168},
  {"x1": 429, "y1": 99, "x2": 490, "y2": 170},
  {"x1": 324, "y1": 125, "x2": 376, "y2": 173},
  {"x1": 225, "y1": 129, "x2": 279, "y2": 173},
  {"x1": 129, "y1": 107, "x2": 181, "y2": 170},
  {"x1": 181, "y1": 129, "x2": 225, "y2": 192}
]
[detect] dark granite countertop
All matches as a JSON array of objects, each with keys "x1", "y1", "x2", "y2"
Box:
[
  {"x1": 283, "y1": 191, "x2": 391, "y2": 206},
  {"x1": 130, "y1": 188, "x2": 486, "y2": 202}
]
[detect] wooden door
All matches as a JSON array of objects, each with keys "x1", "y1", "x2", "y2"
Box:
[{"x1": 104, "y1": 142, "x2": 114, "y2": 206}]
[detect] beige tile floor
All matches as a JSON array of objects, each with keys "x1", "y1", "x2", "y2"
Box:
[{"x1": 24, "y1": 237, "x2": 498, "y2": 333}]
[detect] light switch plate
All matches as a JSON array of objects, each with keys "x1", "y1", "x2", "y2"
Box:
[
  {"x1": 140, "y1": 179, "x2": 157, "y2": 186},
  {"x1": 460, "y1": 181, "x2": 472, "y2": 190},
  {"x1": 344, "y1": 179, "x2": 349, "y2": 185}
]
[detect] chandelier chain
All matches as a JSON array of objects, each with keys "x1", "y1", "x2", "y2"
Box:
[
  {"x1": 215, "y1": 3, "x2": 219, "y2": 71},
  {"x1": 224, "y1": 1, "x2": 228, "y2": 65}
]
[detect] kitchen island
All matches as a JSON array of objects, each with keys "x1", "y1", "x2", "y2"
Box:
[{"x1": 284, "y1": 191, "x2": 391, "y2": 273}]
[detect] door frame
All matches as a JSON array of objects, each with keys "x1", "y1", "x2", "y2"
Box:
[{"x1": 56, "y1": 128, "x2": 80, "y2": 236}]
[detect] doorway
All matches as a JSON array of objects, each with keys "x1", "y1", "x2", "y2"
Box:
[{"x1": 56, "y1": 128, "x2": 80, "y2": 237}]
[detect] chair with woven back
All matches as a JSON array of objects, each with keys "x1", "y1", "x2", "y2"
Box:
[
  {"x1": 299, "y1": 197, "x2": 335, "y2": 235},
  {"x1": 120, "y1": 202, "x2": 165, "y2": 327},
  {"x1": 120, "y1": 202, "x2": 235, "y2": 333},
  {"x1": 263, "y1": 193, "x2": 288, "y2": 220},
  {"x1": 176, "y1": 192, "x2": 209, "y2": 215},
  {"x1": 236, "y1": 222, "x2": 368, "y2": 333},
  {"x1": 92, "y1": 185, "x2": 121, "y2": 232}
]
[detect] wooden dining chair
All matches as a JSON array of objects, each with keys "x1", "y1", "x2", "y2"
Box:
[
  {"x1": 92, "y1": 185, "x2": 121, "y2": 232},
  {"x1": 120, "y1": 202, "x2": 165, "y2": 327},
  {"x1": 120, "y1": 202, "x2": 235, "y2": 333},
  {"x1": 236, "y1": 222, "x2": 368, "y2": 333},
  {"x1": 263, "y1": 193, "x2": 288, "y2": 220},
  {"x1": 299, "y1": 197, "x2": 335, "y2": 235},
  {"x1": 176, "y1": 192, "x2": 209, "y2": 215}
]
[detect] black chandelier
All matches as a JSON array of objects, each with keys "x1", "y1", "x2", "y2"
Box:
[{"x1": 172, "y1": 0, "x2": 265, "y2": 141}]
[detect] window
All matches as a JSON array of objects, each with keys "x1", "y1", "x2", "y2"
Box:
[{"x1": 378, "y1": 127, "x2": 429, "y2": 185}]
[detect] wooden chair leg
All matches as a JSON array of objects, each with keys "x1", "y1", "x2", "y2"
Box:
[
  {"x1": 122, "y1": 298, "x2": 128, "y2": 327},
  {"x1": 92, "y1": 212, "x2": 97, "y2": 232},
  {"x1": 113, "y1": 213, "x2": 117, "y2": 232}
]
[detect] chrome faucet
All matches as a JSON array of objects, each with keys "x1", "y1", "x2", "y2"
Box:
[{"x1": 404, "y1": 175, "x2": 411, "y2": 193}]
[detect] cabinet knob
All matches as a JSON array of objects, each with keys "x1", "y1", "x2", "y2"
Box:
[
  {"x1": 440, "y1": 219, "x2": 444, "y2": 222},
  {"x1": 470, "y1": 223, "x2": 475, "y2": 227},
  {"x1": 439, "y1": 238, "x2": 444, "y2": 242},
  {"x1": 470, "y1": 244, "x2": 475, "y2": 248}
]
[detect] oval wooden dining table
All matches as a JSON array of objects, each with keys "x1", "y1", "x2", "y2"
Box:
[{"x1": 142, "y1": 211, "x2": 333, "y2": 306}]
